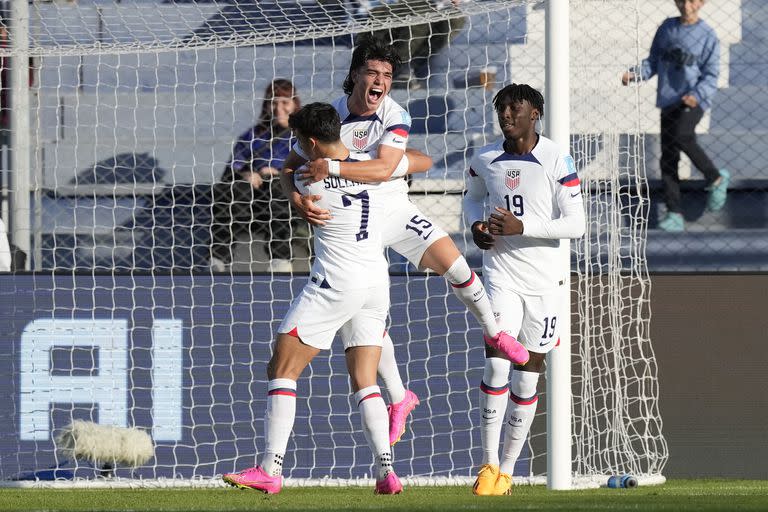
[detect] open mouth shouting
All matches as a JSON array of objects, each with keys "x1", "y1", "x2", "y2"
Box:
[
  {"x1": 368, "y1": 87, "x2": 385, "y2": 105},
  {"x1": 349, "y1": 60, "x2": 394, "y2": 114}
]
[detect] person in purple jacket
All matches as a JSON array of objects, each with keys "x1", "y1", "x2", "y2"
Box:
[
  {"x1": 210, "y1": 79, "x2": 308, "y2": 270},
  {"x1": 622, "y1": 0, "x2": 728, "y2": 232}
]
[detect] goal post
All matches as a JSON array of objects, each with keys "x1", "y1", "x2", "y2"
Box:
[
  {"x1": 9, "y1": 0, "x2": 31, "y2": 269},
  {"x1": 0, "y1": 0, "x2": 667, "y2": 487},
  {"x1": 544, "y1": 0, "x2": 570, "y2": 491}
]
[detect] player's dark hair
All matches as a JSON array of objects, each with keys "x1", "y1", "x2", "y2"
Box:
[
  {"x1": 493, "y1": 83, "x2": 545, "y2": 118},
  {"x1": 342, "y1": 34, "x2": 402, "y2": 96},
  {"x1": 288, "y1": 102, "x2": 341, "y2": 143}
]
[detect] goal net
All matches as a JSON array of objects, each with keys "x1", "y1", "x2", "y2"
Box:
[{"x1": 0, "y1": 0, "x2": 667, "y2": 486}]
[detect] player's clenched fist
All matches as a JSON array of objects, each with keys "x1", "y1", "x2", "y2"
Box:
[{"x1": 471, "y1": 221, "x2": 495, "y2": 250}]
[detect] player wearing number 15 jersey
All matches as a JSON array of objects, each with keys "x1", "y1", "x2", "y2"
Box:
[
  {"x1": 463, "y1": 84, "x2": 585, "y2": 496},
  {"x1": 223, "y1": 103, "x2": 403, "y2": 495},
  {"x1": 285, "y1": 38, "x2": 529, "y2": 447}
]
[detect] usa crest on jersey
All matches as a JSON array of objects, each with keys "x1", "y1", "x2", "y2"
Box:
[
  {"x1": 505, "y1": 169, "x2": 521, "y2": 191},
  {"x1": 352, "y1": 128, "x2": 369, "y2": 150}
]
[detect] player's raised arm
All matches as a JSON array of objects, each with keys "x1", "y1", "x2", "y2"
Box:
[{"x1": 281, "y1": 148, "x2": 331, "y2": 226}]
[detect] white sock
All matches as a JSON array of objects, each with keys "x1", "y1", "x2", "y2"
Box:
[
  {"x1": 499, "y1": 370, "x2": 540, "y2": 475},
  {"x1": 479, "y1": 357, "x2": 511, "y2": 466},
  {"x1": 354, "y1": 385, "x2": 392, "y2": 480},
  {"x1": 444, "y1": 257, "x2": 499, "y2": 337},
  {"x1": 260, "y1": 378, "x2": 297, "y2": 477},
  {"x1": 377, "y1": 332, "x2": 407, "y2": 404}
]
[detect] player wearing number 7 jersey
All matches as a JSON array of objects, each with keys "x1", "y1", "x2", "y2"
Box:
[
  {"x1": 463, "y1": 84, "x2": 586, "y2": 496},
  {"x1": 283, "y1": 37, "x2": 529, "y2": 447},
  {"x1": 224, "y1": 102, "x2": 406, "y2": 495}
]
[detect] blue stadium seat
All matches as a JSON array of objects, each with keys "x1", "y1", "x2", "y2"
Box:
[
  {"x1": 41, "y1": 186, "x2": 215, "y2": 272},
  {"x1": 37, "y1": 1, "x2": 768, "y2": 273}
]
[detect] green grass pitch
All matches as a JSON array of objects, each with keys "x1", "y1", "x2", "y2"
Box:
[{"x1": 1, "y1": 480, "x2": 767, "y2": 511}]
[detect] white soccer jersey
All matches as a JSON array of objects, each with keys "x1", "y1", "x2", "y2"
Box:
[
  {"x1": 295, "y1": 159, "x2": 389, "y2": 291},
  {"x1": 291, "y1": 95, "x2": 412, "y2": 196},
  {"x1": 332, "y1": 95, "x2": 411, "y2": 197},
  {"x1": 464, "y1": 135, "x2": 586, "y2": 294},
  {"x1": 291, "y1": 95, "x2": 449, "y2": 268}
]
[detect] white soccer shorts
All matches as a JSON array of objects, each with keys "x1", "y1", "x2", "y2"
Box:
[
  {"x1": 486, "y1": 281, "x2": 566, "y2": 355},
  {"x1": 278, "y1": 280, "x2": 389, "y2": 351},
  {"x1": 383, "y1": 199, "x2": 448, "y2": 269}
]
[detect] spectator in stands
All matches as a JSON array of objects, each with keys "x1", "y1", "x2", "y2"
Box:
[
  {"x1": 209, "y1": 79, "x2": 308, "y2": 271},
  {"x1": 622, "y1": 0, "x2": 728, "y2": 232},
  {"x1": 368, "y1": 0, "x2": 466, "y2": 90}
]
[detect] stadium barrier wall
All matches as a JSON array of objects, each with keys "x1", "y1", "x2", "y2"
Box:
[
  {"x1": 650, "y1": 273, "x2": 768, "y2": 479},
  {"x1": 0, "y1": 273, "x2": 530, "y2": 481},
  {"x1": 2, "y1": 273, "x2": 763, "y2": 480}
]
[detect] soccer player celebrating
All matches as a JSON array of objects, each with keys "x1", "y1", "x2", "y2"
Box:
[
  {"x1": 283, "y1": 36, "x2": 529, "y2": 447},
  {"x1": 462, "y1": 84, "x2": 586, "y2": 495},
  {"x1": 223, "y1": 103, "x2": 405, "y2": 495}
]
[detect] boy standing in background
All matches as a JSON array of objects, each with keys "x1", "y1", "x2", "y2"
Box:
[{"x1": 622, "y1": 0, "x2": 728, "y2": 232}]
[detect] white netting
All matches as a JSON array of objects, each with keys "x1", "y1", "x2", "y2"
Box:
[
  {"x1": 3, "y1": 0, "x2": 519, "y2": 57},
  {"x1": 0, "y1": 0, "x2": 667, "y2": 485}
]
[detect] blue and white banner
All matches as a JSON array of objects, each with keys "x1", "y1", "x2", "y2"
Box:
[{"x1": 0, "y1": 274, "x2": 528, "y2": 481}]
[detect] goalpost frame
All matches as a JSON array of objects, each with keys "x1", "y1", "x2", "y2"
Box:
[
  {"x1": 544, "y1": 0, "x2": 572, "y2": 491},
  {"x1": 9, "y1": 0, "x2": 31, "y2": 270},
  {"x1": 0, "y1": 0, "x2": 666, "y2": 490}
]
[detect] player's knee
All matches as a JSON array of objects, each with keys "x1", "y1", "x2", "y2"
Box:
[
  {"x1": 510, "y1": 367, "x2": 540, "y2": 399},
  {"x1": 420, "y1": 236, "x2": 460, "y2": 274},
  {"x1": 483, "y1": 356, "x2": 511, "y2": 383}
]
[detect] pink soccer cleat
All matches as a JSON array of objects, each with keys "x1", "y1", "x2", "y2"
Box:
[
  {"x1": 374, "y1": 471, "x2": 403, "y2": 495},
  {"x1": 484, "y1": 331, "x2": 530, "y2": 365},
  {"x1": 387, "y1": 390, "x2": 420, "y2": 445},
  {"x1": 222, "y1": 466, "x2": 282, "y2": 494}
]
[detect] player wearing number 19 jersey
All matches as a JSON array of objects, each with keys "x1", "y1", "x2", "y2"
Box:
[
  {"x1": 466, "y1": 136, "x2": 583, "y2": 294},
  {"x1": 463, "y1": 84, "x2": 585, "y2": 496}
]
